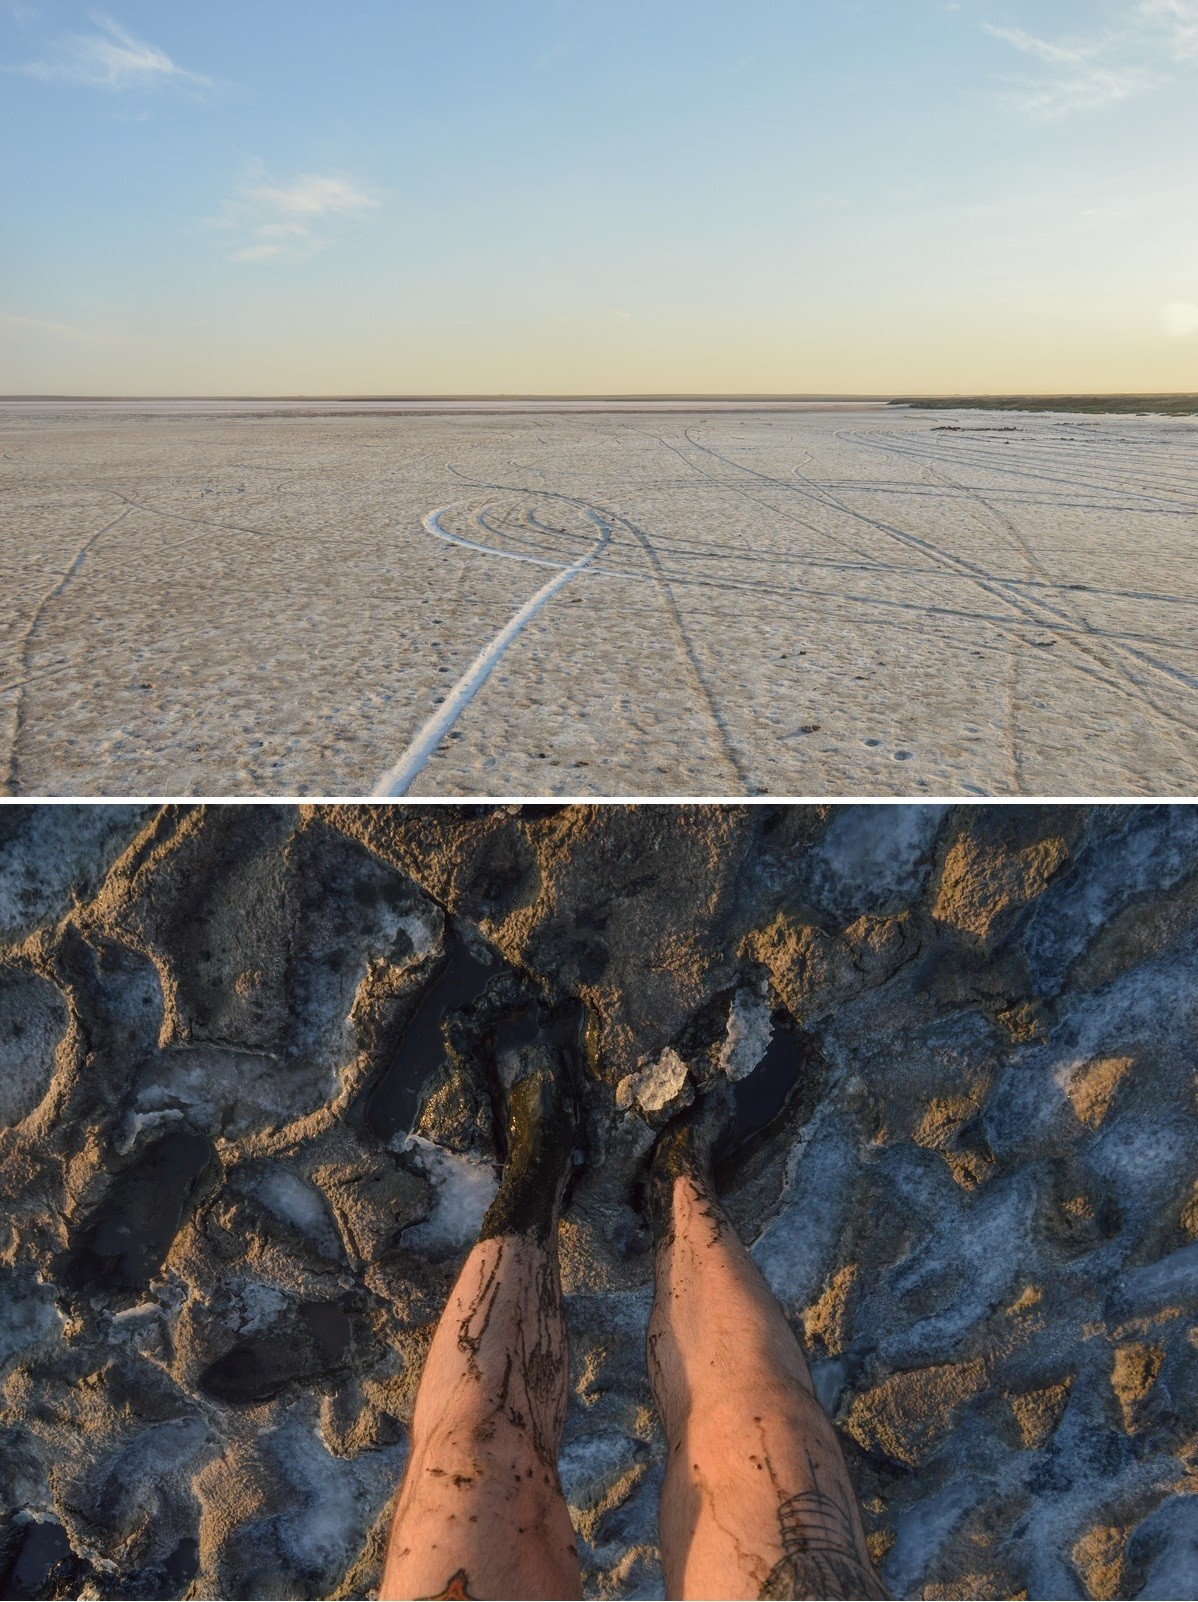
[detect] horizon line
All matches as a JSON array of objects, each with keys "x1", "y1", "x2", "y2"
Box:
[{"x1": 4, "y1": 390, "x2": 1198, "y2": 403}]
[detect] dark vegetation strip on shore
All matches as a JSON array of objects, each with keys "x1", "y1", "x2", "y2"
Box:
[{"x1": 891, "y1": 395, "x2": 1198, "y2": 416}]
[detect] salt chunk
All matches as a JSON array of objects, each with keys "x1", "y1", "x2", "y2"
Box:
[
  {"x1": 616, "y1": 1047, "x2": 692, "y2": 1117},
  {"x1": 719, "y1": 989, "x2": 773, "y2": 1082}
]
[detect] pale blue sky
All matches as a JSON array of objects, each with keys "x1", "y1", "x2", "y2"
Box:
[{"x1": 2, "y1": 0, "x2": 1196, "y2": 393}]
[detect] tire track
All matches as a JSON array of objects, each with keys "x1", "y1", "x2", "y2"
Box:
[
  {"x1": 812, "y1": 439, "x2": 1198, "y2": 733},
  {"x1": 847, "y1": 431, "x2": 1198, "y2": 737},
  {"x1": 916, "y1": 456, "x2": 1197, "y2": 768},
  {"x1": 612, "y1": 508, "x2": 752, "y2": 794},
  {"x1": 856, "y1": 428, "x2": 1198, "y2": 515},
  {"x1": 683, "y1": 426, "x2": 1198, "y2": 731},
  {"x1": 642, "y1": 428, "x2": 884, "y2": 571},
  {"x1": 4, "y1": 503, "x2": 132, "y2": 794},
  {"x1": 372, "y1": 504, "x2": 612, "y2": 796},
  {"x1": 424, "y1": 462, "x2": 748, "y2": 793},
  {"x1": 681, "y1": 425, "x2": 1119, "y2": 694}
]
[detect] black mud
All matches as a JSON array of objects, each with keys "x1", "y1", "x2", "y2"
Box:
[
  {"x1": 362, "y1": 925, "x2": 504, "y2": 1145},
  {"x1": 719, "y1": 1014, "x2": 806, "y2": 1172},
  {"x1": 198, "y1": 1299, "x2": 358, "y2": 1406},
  {"x1": 65, "y1": 1131, "x2": 218, "y2": 1295}
]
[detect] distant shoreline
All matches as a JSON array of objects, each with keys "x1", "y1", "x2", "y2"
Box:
[{"x1": 891, "y1": 394, "x2": 1198, "y2": 416}]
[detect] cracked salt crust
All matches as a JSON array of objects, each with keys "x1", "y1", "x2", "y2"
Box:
[{"x1": 4, "y1": 409, "x2": 1198, "y2": 796}]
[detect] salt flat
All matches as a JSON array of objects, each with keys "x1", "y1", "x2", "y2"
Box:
[{"x1": 2, "y1": 403, "x2": 1196, "y2": 796}]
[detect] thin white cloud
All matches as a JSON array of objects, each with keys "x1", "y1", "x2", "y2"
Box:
[
  {"x1": 0, "y1": 312, "x2": 116, "y2": 344},
  {"x1": 242, "y1": 176, "x2": 379, "y2": 219},
  {"x1": 983, "y1": 22, "x2": 1159, "y2": 114},
  {"x1": 215, "y1": 168, "x2": 380, "y2": 264},
  {"x1": 984, "y1": 2, "x2": 1198, "y2": 116},
  {"x1": 984, "y1": 24, "x2": 1102, "y2": 67},
  {"x1": 1137, "y1": 0, "x2": 1198, "y2": 60},
  {"x1": 16, "y1": 12, "x2": 209, "y2": 91}
]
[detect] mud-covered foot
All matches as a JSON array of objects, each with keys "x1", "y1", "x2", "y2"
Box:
[
  {"x1": 479, "y1": 998, "x2": 584, "y2": 1243},
  {"x1": 642, "y1": 1032, "x2": 801, "y2": 1237},
  {"x1": 642, "y1": 1079, "x2": 734, "y2": 1237}
]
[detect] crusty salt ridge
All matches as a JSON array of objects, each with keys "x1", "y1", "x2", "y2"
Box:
[
  {"x1": 3, "y1": 407, "x2": 1198, "y2": 796},
  {"x1": 0, "y1": 803, "x2": 1196, "y2": 1599}
]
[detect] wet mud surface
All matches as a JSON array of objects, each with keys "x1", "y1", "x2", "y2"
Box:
[{"x1": 1, "y1": 803, "x2": 1196, "y2": 1599}]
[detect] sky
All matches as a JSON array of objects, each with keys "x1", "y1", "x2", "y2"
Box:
[{"x1": 1, "y1": 0, "x2": 1196, "y2": 395}]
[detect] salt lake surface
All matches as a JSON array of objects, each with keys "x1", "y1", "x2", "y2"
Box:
[{"x1": 2, "y1": 403, "x2": 1195, "y2": 796}]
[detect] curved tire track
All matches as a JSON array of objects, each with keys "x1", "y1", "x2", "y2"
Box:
[
  {"x1": 372, "y1": 503, "x2": 612, "y2": 796},
  {"x1": 385, "y1": 464, "x2": 749, "y2": 794}
]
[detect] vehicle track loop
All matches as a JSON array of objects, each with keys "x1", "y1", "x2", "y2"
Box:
[
  {"x1": 375, "y1": 462, "x2": 750, "y2": 794},
  {"x1": 372, "y1": 503, "x2": 611, "y2": 796}
]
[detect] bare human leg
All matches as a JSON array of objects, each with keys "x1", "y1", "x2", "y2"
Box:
[
  {"x1": 381, "y1": 1015, "x2": 584, "y2": 1602},
  {"x1": 645, "y1": 1098, "x2": 887, "y2": 1601}
]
